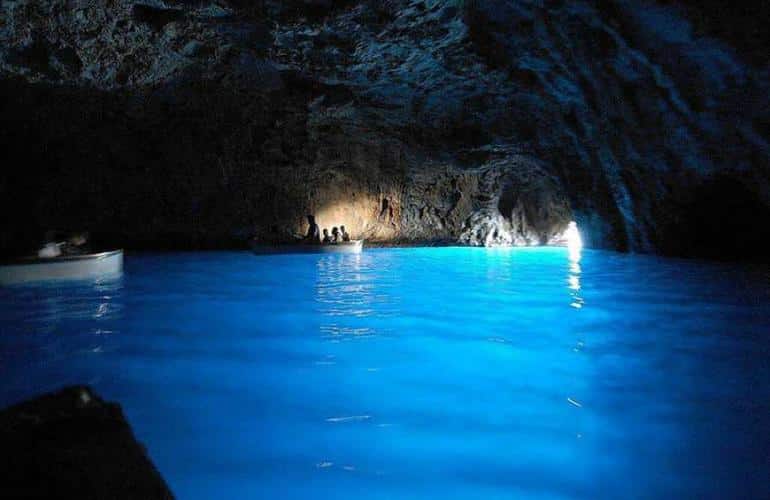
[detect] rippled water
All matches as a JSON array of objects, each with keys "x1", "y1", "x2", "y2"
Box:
[{"x1": 1, "y1": 248, "x2": 769, "y2": 499}]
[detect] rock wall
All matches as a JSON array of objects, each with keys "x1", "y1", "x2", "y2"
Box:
[{"x1": 0, "y1": 0, "x2": 768, "y2": 258}]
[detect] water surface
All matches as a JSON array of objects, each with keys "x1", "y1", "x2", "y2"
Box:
[{"x1": 1, "y1": 248, "x2": 768, "y2": 499}]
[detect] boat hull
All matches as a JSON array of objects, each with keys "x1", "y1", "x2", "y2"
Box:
[
  {"x1": 251, "y1": 240, "x2": 364, "y2": 255},
  {"x1": 0, "y1": 250, "x2": 124, "y2": 285}
]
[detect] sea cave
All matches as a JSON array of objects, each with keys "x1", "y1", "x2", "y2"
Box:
[{"x1": 0, "y1": 1, "x2": 768, "y2": 498}]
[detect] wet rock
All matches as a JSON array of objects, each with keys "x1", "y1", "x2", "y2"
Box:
[
  {"x1": 132, "y1": 4, "x2": 185, "y2": 30},
  {"x1": 5, "y1": 39, "x2": 57, "y2": 79},
  {"x1": 180, "y1": 40, "x2": 205, "y2": 57},
  {"x1": 53, "y1": 46, "x2": 84, "y2": 76},
  {"x1": 406, "y1": 156, "x2": 572, "y2": 246},
  {"x1": 0, "y1": 386, "x2": 173, "y2": 499},
  {"x1": 231, "y1": 54, "x2": 283, "y2": 90},
  {"x1": 212, "y1": 20, "x2": 273, "y2": 49}
]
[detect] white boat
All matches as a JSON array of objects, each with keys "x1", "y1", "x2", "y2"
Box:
[
  {"x1": 0, "y1": 250, "x2": 124, "y2": 285},
  {"x1": 251, "y1": 240, "x2": 364, "y2": 255}
]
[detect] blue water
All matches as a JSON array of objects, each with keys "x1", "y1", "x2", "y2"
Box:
[{"x1": 1, "y1": 248, "x2": 769, "y2": 499}]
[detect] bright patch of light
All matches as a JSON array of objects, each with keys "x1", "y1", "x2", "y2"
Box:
[
  {"x1": 565, "y1": 221, "x2": 582, "y2": 262},
  {"x1": 565, "y1": 221, "x2": 583, "y2": 308}
]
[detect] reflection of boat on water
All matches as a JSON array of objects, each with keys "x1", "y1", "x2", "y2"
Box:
[
  {"x1": 251, "y1": 240, "x2": 364, "y2": 255},
  {"x1": 0, "y1": 250, "x2": 124, "y2": 285}
]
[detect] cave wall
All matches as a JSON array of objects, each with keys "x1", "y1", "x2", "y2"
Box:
[{"x1": 0, "y1": 0, "x2": 768, "y2": 258}]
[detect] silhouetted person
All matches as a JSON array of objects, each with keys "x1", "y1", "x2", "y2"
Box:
[
  {"x1": 331, "y1": 227, "x2": 340, "y2": 243},
  {"x1": 322, "y1": 228, "x2": 332, "y2": 244},
  {"x1": 61, "y1": 232, "x2": 90, "y2": 255},
  {"x1": 305, "y1": 214, "x2": 320, "y2": 243},
  {"x1": 340, "y1": 225, "x2": 351, "y2": 242}
]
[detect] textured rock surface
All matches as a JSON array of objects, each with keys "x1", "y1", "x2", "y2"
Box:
[
  {"x1": 0, "y1": 386, "x2": 173, "y2": 499},
  {"x1": 0, "y1": 0, "x2": 768, "y2": 257}
]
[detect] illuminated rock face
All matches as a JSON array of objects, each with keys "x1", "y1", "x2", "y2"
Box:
[
  {"x1": 402, "y1": 154, "x2": 572, "y2": 246},
  {"x1": 307, "y1": 171, "x2": 403, "y2": 242},
  {"x1": 0, "y1": 1, "x2": 767, "y2": 256},
  {"x1": 256, "y1": 150, "x2": 573, "y2": 246}
]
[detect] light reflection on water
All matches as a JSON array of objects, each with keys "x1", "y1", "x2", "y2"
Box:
[
  {"x1": 0, "y1": 248, "x2": 769, "y2": 499},
  {"x1": 315, "y1": 253, "x2": 397, "y2": 341}
]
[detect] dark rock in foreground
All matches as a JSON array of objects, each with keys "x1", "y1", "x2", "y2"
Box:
[{"x1": 0, "y1": 386, "x2": 173, "y2": 500}]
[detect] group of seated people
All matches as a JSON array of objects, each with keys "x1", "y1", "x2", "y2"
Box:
[
  {"x1": 321, "y1": 226, "x2": 350, "y2": 244},
  {"x1": 37, "y1": 232, "x2": 90, "y2": 258},
  {"x1": 304, "y1": 215, "x2": 351, "y2": 244}
]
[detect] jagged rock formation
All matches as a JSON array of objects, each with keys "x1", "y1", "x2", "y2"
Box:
[
  {"x1": 0, "y1": 0, "x2": 768, "y2": 258},
  {"x1": 0, "y1": 386, "x2": 173, "y2": 499}
]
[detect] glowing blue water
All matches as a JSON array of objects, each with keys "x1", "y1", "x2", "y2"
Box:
[{"x1": 1, "y1": 248, "x2": 768, "y2": 499}]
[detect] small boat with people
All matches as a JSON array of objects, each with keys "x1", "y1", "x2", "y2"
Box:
[
  {"x1": 0, "y1": 231, "x2": 123, "y2": 285},
  {"x1": 250, "y1": 215, "x2": 364, "y2": 255},
  {"x1": 0, "y1": 249, "x2": 124, "y2": 285},
  {"x1": 250, "y1": 239, "x2": 364, "y2": 255}
]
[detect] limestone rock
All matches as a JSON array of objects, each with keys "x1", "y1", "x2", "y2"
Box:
[{"x1": 0, "y1": 0, "x2": 768, "y2": 257}]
